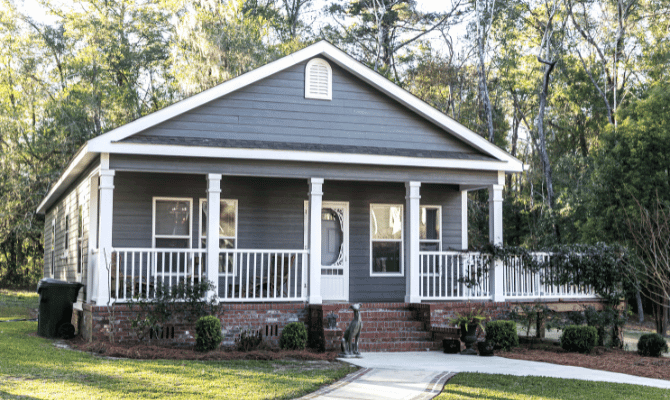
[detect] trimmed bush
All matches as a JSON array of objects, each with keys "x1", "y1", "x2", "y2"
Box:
[
  {"x1": 561, "y1": 325, "x2": 598, "y2": 353},
  {"x1": 637, "y1": 333, "x2": 669, "y2": 357},
  {"x1": 195, "y1": 315, "x2": 222, "y2": 352},
  {"x1": 280, "y1": 322, "x2": 308, "y2": 350},
  {"x1": 485, "y1": 320, "x2": 519, "y2": 351}
]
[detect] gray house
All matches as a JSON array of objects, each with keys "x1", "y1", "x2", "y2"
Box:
[{"x1": 38, "y1": 41, "x2": 593, "y2": 348}]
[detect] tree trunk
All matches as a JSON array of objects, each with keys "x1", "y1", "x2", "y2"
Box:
[{"x1": 636, "y1": 289, "x2": 644, "y2": 324}]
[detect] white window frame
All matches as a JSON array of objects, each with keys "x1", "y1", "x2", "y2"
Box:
[
  {"x1": 152, "y1": 197, "x2": 193, "y2": 248},
  {"x1": 305, "y1": 58, "x2": 332, "y2": 100},
  {"x1": 198, "y1": 198, "x2": 238, "y2": 249},
  {"x1": 63, "y1": 213, "x2": 69, "y2": 261},
  {"x1": 369, "y1": 203, "x2": 404, "y2": 277},
  {"x1": 77, "y1": 204, "x2": 84, "y2": 276},
  {"x1": 51, "y1": 217, "x2": 56, "y2": 277},
  {"x1": 420, "y1": 205, "x2": 442, "y2": 251}
]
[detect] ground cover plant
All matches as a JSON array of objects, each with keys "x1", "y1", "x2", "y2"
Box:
[
  {"x1": 437, "y1": 373, "x2": 670, "y2": 400},
  {"x1": 0, "y1": 289, "x2": 38, "y2": 320},
  {"x1": 0, "y1": 321, "x2": 356, "y2": 400}
]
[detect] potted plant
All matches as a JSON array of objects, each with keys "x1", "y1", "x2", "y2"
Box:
[{"x1": 450, "y1": 307, "x2": 487, "y2": 355}]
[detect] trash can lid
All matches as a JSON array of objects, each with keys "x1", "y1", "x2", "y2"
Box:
[{"x1": 37, "y1": 278, "x2": 84, "y2": 293}]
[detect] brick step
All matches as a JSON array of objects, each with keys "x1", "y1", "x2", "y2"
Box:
[
  {"x1": 358, "y1": 331, "x2": 432, "y2": 341},
  {"x1": 358, "y1": 340, "x2": 441, "y2": 352},
  {"x1": 337, "y1": 310, "x2": 417, "y2": 322},
  {"x1": 338, "y1": 321, "x2": 424, "y2": 331}
]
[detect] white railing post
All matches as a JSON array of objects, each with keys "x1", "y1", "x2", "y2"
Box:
[
  {"x1": 489, "y1": 183, "x2": 505, "y2": 302},
  {"x1": 206, "y1": 174, "x2": 221, "y2": 301},
  {"x1": 405, "y1": 181, "x2": 421, "y2": 303},
  {"x1": 96, "y1": 155, "x2": 114, "y2": 305},
  {"x1": 308, "y1": 178, "x2": 323, "y2": 304}
]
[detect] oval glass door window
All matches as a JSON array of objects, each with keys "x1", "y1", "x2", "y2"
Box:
[{"x1": 321, "y1": 208, "x2": 343, "y2": 265}]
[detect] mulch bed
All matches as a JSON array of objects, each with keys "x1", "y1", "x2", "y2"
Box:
[
  {"x1": 498, "y1": 339, "x2": 670, "y2": 381},
  {"x1": 68, "y1": 337, "x2": 340, "y2": 362}
]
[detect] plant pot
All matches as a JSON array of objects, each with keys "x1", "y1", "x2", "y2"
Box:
[
  {"x1": 460, "y1": 323, "x2": 478, "y2": 355},
  {"x1": 443, "y1": 339, "x2": 460, "y2": 354},
  {"x1": 477, "y1": 340, "x2": 495, "y2": 356}
]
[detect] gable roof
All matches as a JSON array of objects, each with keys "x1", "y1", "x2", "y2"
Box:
[{"x1": 37, "y1": 40, "x2": 524, "y2": 214}]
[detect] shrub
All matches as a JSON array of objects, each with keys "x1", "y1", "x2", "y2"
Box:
[
  {"x1": 195, "y1": 316, "x2": 222, "y2": 352},
  {"x1": 279, "y1": 322, "x2": 308, "y2": 350},
  {"x1": 485, "y1": 320, "x2": 519, "y2": 351},
  {"x1": 237, "y1": 329, "x2": 262, "y2": 351},
  {"x1": 637, "y1": 333, "x2": 669, "y2": 357},
  {"x1": 561, "y1": 325, "x2": 598, "y2": 353}
]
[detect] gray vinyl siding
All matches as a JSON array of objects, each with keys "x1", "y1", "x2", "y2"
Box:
[
  {"x1": 109, "y1": 154, "x2": 500, "y2": 186},
  {"x1": 44, "y1": 165, "x2": 93, "y2": 290},
  {"x1": 130, "y1": 59, "x2": 487, "y2": 157},
  {"x1": 111, "y1": 172, "x2": 463, "y2": 302}
]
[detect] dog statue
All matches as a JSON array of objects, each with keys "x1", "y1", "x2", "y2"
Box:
[{"x1": 340, "y1": 303, "x2": 363, "y2": 358}]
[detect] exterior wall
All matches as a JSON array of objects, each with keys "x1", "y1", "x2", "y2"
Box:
[
  {"x1": 44, "y1": 164, "x2": 96, "y2": 300},
  {"x1": 132, "y1": 60, "x2": 486, "y2": 157},
  {"x1": 111, "y1": 172, "x2": 464, "y2": 303}
]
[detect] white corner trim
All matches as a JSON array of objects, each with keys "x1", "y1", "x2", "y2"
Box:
[{"x1": 90, "y1": 142, "x2": 522, "y2": 172}]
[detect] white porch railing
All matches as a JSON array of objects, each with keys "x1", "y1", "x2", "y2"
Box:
[
  {"x1": 419, "y1": 252, "x2": 491, "y2": 300},
  {"x1": 419, "y1": 251, "x2": 596, "y2": 301},
  {"x1": 109, "y1": 248, "x2": 307, "y2": 302},
  {"x1": 504, "y1": 253, "x2": 596, "y2": 299},
  {"x1": 217, "y1": 249, "x2": 308, "y2": 302}
]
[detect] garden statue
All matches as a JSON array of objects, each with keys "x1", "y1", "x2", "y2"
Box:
[{"x1": 340, "y1": 303, "x2": 363, "y2": 358}]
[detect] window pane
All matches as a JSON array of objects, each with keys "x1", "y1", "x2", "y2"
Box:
[
  {"x1": 372, "y1": 242, "x2": 401, "y2": 273},
  {"x1": 156, "y1": 200, "x2": 190, "y2": 236},
  {"x1": 201, "y1": 200, "x2": 236, "y2": 238},
  {"x1": 155, "y1": 238, "x2": 189, "y2": 248},
  {"x1": 420, "y1": 242, "x2": 440, "y2": 251},
  {"x1": 420, "y1": 207, "x2": 440, "y2": 240},
  {"x1": 220, "y1": 200, "x2": 236, "y2": 237},
  {"x1": 371, "y1": 204, "x2": 402, "y2": 240}
]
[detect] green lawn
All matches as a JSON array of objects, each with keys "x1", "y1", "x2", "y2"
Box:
[
  {"x1": 0, "y1": 321, "x2": 355, "y2": 399},
  {"x1": 0, "y1": 289, "x2": 38, "y2": 320},
  {"x1": 438, "y1": 373, "x2": 670, "y2": 400}
]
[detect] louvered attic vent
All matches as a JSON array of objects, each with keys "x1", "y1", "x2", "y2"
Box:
[{"x1": 305, "y1": 58, "x2": 332, "y2": 100}]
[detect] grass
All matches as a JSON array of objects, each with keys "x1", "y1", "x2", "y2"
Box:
[
  {"x1": 437, "y1": 373, "x2": 670, "y2": 400},
  {"x1": 0, "y1": 321, "x2": 356, "y2": 399},
  {"x1": 0, "y1": 289, "x2": 38, "y2": 320}
]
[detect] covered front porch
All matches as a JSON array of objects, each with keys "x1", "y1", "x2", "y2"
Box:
[{"x1": 89, "y1": 167, "x2": 595, "y2": 306}]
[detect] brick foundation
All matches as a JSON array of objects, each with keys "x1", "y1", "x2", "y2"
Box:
[{"x1": 81, "y1": 298, "x2": 608, "y2": 351}]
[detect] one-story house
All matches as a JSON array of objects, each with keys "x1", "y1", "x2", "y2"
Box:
[{"x1": 37, "y1": 41, "x2": 596, "y2": 350}]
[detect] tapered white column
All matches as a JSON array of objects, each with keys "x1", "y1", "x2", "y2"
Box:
[
  {"x1": 96, "y1": 160, "x2": 114, "y2": 305},
  {"x1": 206, "y1": 174, "x2": 221, "y2": 301},
  {"x1": 461, "y1": 190, "x2": 468, "y2": 250},
  {"x1": 88, "y1": 175, "x2": 99, "y2": 303},
  {"x1": 489, "y1": 184, "x2": 504, "y2": 302},
  {"x1": 308, "y1": 178, "x2": 323, "y2": 305},
  {"x1": 405, "y1": 181, "x2": 421, "y2": 303}
]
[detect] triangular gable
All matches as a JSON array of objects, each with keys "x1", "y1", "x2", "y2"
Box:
[{"x1": 88, "y1": 41, "x2": 522, "y2": 170}]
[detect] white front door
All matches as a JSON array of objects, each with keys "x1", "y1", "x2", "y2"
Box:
[{"x1": 304, "y1": 201, "x2": 349, "y2": 301}]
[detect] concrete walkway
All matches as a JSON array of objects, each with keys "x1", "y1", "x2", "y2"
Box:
[{"x1": 300, "y1": 351, "x2": 670, "y2": 400}]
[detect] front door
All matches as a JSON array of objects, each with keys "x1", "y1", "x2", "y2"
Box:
[{"x1": 304, "y1": 201, "x2": 349, "y2": 301}]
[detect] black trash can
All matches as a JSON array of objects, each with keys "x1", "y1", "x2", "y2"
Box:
[{"x1": 37, "y1": 278, "x2": 84, "y2": 339}]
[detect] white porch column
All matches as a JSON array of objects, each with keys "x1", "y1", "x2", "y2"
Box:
[
  {"x1": 405, "y1": 182, "x2": 421, "y2": 303},
  {"x1": 308, "y1": 178, "x2": 323, "y2": 305},
  {"x1": 206, "y1": 174, "x2": 222, "y2": 301},
  {"x1": 489, "y1": 184, "x2": 504, "y2": 302},
  {"x1": 461, "y1": 190, "x2": 468, "y2": 250},
  {"x1": 87, "y1": 174, "x2": 99, "y2": 303},
  {"x1": 96, "y1": 157, "x2": 114, "y2": 305}
]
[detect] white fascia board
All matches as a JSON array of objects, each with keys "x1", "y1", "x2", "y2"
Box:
[
  {"x1": 88, "y1": 42, "x2": 330, "y2": 147},
  {"x1": 36, "y1": 145, "x2": 96, "y2": 215},
  {"x1": 91, "y1": 142, "x2": 523, "y2": 173}
]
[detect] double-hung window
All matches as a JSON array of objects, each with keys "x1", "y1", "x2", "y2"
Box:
[
  {"x1": 420, "y1": 206, "x2": 441, "y2": 251},
  {"x1": 51, "y1": 218, "x2": 56, "y2": 277},
  {"x1": 153, "y1": 198, "x2": 192, "y2": 248},
  {"x1": 370, "y1": 204, "x2": 403, "y2": 276},
  {"x1": 77, "y1": 205, "x2": 84, "y2": 275},
  {"x1": 199, "y1": 199, "x2": 238, "y2": 273}
]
